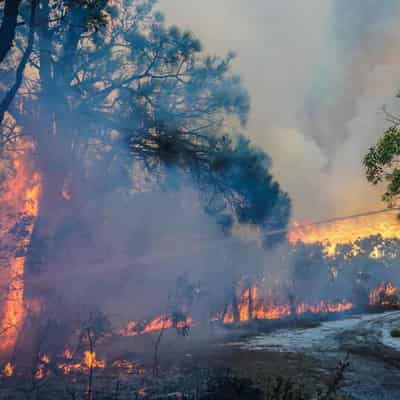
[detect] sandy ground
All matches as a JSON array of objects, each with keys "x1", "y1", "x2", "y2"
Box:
[{"x1": 223, "y1": 311, "x2": 400, "y2": 399}]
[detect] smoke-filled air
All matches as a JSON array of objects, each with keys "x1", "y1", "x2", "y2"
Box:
[{"x1": 1, "y1": 1, "x2": 400, "y2": 399}]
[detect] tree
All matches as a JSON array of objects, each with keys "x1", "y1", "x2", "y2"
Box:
[
  {"x1": 0, "y1": 0, "x2": 38, "y2": 129},
  {"x1": 0, "y1": 0, "x2": 22, "y2": 64},
  {"x1": 1, "y1": 0, "x2": 290, "y2": 342},
  {"x1": 0, "y1": 0, "x2": 109, "y2": 135},
  {"x1": 3, "y1": 0, "x2": 289, "y2": 254},
  {"x1": 290, "y1": 242, "x2": 331, "y2": 304},
  {"x1": 364, "y1": 125, "x2": 400, "y2": 207}
]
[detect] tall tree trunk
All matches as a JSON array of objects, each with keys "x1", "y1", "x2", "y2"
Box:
[
  {"x1": 248, "y1": 286, "x2": 253, "y2": 320},
  {"x1": 0, "y1": 0, "x2": 37, "y2": 128},
  {"x1": 0, "y1": 0, "x2": 22, "y2": 63},
  {"x1": 232, "y1": 288, "x2": 240, "y2": 323},
  {"x1": 24, "y1": 0, "x2": 68, "y2": 287}
]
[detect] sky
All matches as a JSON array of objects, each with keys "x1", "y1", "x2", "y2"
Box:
[{"x1": 158, "y1": 0, "x2": 400, "y2": 221}]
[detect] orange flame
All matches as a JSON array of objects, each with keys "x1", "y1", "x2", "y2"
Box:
[
  {"x1": 112, "y1": 359, "x2": 146, "y2": 375},
  {"x1": 58, "y1": 351, "x2": 105, "y2": 374},
  {"x1": 121, "y1": 316, "x2": 193, "y2": 336},
  {"x1": 2, "y1": 362, "x2": 14, "y2": 377},
  {"x1": 84, "y1": 351, "x2": 105, "y2": 369},
  {"x1": 369, "y1": 282, "x2": 400, "y2": 307},
  {"x1": 288, "y1": 213, "x2": 400, "y2": 256},
  {"x1": 0, "y1": 141, "x2": 41, "y2": 353},
  {"x1": 222, "y1": 287, "x2": 353, "y2": 323}
]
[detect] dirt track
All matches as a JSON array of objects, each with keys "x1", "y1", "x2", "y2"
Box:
[{"x1": 223, "y1": 311, "x2": 400, "y2": 399}]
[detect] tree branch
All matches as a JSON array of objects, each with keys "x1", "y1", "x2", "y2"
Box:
[
  {"x1": 0, "y1": 0, "x2": 37, "y2": 132},
  {"x1": 0, "y1": 0, "x2": 22, "y2": 63}
]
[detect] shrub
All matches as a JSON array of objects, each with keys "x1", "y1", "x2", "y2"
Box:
[{"x1": 390, "y1": 328, "x2": 400, "y2": 338}]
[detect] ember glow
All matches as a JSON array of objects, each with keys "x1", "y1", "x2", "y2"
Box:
[
  {"x1": 288, "y1": 212, "x2": 400, "y2": 256},
  {"x1": 35, "y1": 355, "x2": 50, "y2": 380},
  {"x1": 1, "y1": 347, "x2": 147, "y2": 379},
  {"x1": 2, "y1": 362, "x2": 14, "y2": 377},
  {"x1": 0, "y1": 142, "x2": 41, "y2": 353}
]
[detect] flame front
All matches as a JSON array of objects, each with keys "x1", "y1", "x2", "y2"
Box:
[
  {"x1": 0, "y1": 142, "x2": 41, "y2": 353},
  {"x1": 58, "y1": 351, "x2": 105, "y2": 374},
  {"x1": 288, "y1": 212, "x2": 400, "y2": 256},
  {"x1": 223, "y1": 287, "x2": 353, "y2": 323},
  {"x1": 121, "y1": 316, "x2": 194, "y2": 336}
]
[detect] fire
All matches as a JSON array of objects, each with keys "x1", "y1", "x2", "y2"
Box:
[
  {"x1": 57, "y1": 361, "x2": 83, "y2": 374},
  {"x1": 61, "y1": 179, "x2": 71, "y2": 201},
  {"x1": 141, "y1": 316, "x2": 173, "y2": 334},
  {"x1": 121, "y1": 316, "x2": 193, "y2": 336},
  {"x1": 2, "y1": 362, "x2": 14, "y2": 377},
  {"x1": 369, "y1": 282, "x2": 400, "y2": 307},
  {"x1": 223, "y1": 287, "x2": 354, "y2": 323},
  {"x1": 288, "y1": 212, "x2": 400, "y2": 256},
  {"x1": 0, "y1": 142, "x2": 41, "y2": 353},
  {"x1": 84, "y1": 351, "x2": 105, "y2": 369},
  {"x1": 295, "y1": 301, "x2": 353, "y2": 314},
  {"x1": 63, "y1": 348, "x2": 73, "y2": 360},
  {"x1": 112, "y1": 360, "x2": 146, "y2": 375},
  {"x1": 41, "y1": 354, "x2": 50, "y2": 364},
  {"x1": 34, "y1": 354, "x2": 51, "y2": 380},
  {"x1": 237, "y1": 288, "x2": 291, "y2": 321},
  {"x1": 58, "y1": 351, "x2": 105, "y2": 374},
  {"x1": 121, "y1": 288, "x2": 356, "y2": 334}
]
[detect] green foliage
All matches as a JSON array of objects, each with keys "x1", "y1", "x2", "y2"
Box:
[
  {"x1": 390, "y1": 328, "x2": 400, "y2": 338},
  {"x1": 5, "y1": 0, "x2": 289, "y2": 237},
  {"x1": 364, "y1": 125, "x2": 400, "y2": 205}
]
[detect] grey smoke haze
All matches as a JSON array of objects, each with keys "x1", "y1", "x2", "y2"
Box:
[
  {"x1": 11, "y1": 0, "x2": 400, "y2": 340},
  {"x1": 29, "y1": 188, "x2": 281, "y2": 325},
  {"x1": 159, "y1": 0, "x2": 400, "y2": 220}
]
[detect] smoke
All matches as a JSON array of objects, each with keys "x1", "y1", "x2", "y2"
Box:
[
  {"x1": 301, "y1": 0, "x2": 400, "y2": 156},
  {"x1": 0, "y1": 0, "x2": 293, "y2": 353},
  {"x1": 4, "y1": 0, "x2": 400, "y2": 361},
  {"x1": 27, "y1": 186, "x2": 280, "y2": 327},
  {"x1": 159, "y1": 0, "x2": 400, "y2": 220}
]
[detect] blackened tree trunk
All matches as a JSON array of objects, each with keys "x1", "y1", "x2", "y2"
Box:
[
  {"x1": 248, "y1": 286, "x2": 253, "y2": 320},
  {"x1": 0, "y1": 0, "x2": 37, "y2": 127},
  {"x1": 25, "y1": 0, "x2": 76, "y2": 289},
  {"x1": 232, "y1": 289, "x2": 240, "y2": 323},
  {"x1": 0, "y1": 0, "x2": 22, "y2": 63}
]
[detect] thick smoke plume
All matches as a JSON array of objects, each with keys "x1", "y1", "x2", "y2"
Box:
[{"x1": 160, "y1": 0, "x2": 400, "y2": 219}]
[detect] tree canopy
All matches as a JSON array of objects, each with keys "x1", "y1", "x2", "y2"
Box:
[
  {"x1": 0, "y1": 1, "x2": 294, "y2": 336},
  {"x1": 364, "y1": 125, "x2": 400, "y2": 207},
  {"x1": 0, "y1": 0, "x2": 290, "y2": 240}
]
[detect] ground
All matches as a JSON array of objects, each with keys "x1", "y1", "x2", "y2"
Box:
[{"x1": 2, "y1": 311, "x2": 400, "y2": 399}]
